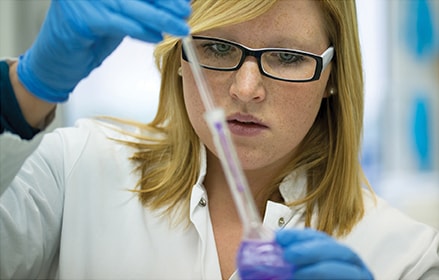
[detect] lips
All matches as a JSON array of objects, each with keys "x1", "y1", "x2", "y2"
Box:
[{"x1": 226, "y1": 113, "x2": 268, "y2": 136}]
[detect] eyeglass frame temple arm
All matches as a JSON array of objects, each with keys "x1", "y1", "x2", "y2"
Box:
[{"x1": 321, "y1": 46, "x2": 335, "y2": 71}]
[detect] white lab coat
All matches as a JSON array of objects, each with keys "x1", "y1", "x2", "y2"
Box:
[{"x1": 0, "y1": 119, "x2": 438, "y2": 279}]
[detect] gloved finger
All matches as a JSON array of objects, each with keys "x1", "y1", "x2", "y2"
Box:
[
  {"x1": 276, "y1": 228, "x2": 330, "y2": 247},
  {"x1": 282, "y1": 238, "x2": 365, "y2": 268},
  {"x1": 119, "y1": 0, "x2": 190, "y2": 37},
  {"x1": 59, "y1": 1, "x2": 188, "y2": 40},
  {"x1": 151, "y1": 0, "x2": 192, "y2": 19},
  {"x1": 87, "y1": 11, "x2": 163, "y2": 43},
  {"x1": 276, "y1": 229, "x2": 366, "y2": 268},
  {"x1": 52, "y1": 1, "x2": 160, "y2": 42},
  {"x1": 293, "y1": 262, "x2": 374, "y2": 280}
]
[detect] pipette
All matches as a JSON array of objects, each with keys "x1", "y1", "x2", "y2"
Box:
[{"x1": 182, "y1": 36, "x2": 293, "y2": 279}]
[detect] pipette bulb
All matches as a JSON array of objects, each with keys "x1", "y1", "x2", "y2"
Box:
[{"x1": 237, "y1": 239, "x2": 294, "y2": 280}]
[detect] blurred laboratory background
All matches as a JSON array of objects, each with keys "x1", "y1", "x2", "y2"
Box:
[{"x1": 1, "y1": 0, "x2": 438, "y2": 228}]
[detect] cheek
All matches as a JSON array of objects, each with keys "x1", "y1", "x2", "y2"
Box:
[
  {"x1": 182, "y1": 79, "x2": 202, "y2": 119},
  {"x1": 276, "y1": 85, "x2": 325, "y2": 145},
  {"x1": 288, "y1": 92, "x2": 322, "y2": 125},
  {"x1": 181, "y1": 64, "x2": 213, "y2": 147},
  {"x1": 284, "y1": 64, "x2": 329, "y2": 121}
]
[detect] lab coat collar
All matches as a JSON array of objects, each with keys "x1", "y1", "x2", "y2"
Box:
[
  {"x1": 190, "y1": 144, "x2": 308, "y2": 214},
  {"x1": 189, "y1": 144, "x2": 208, "y2": 216},
  {"x1": 194, "y1": 144, "x2": 207, "y2": 188},
  {"x1": 279, "y1": 170, "x2": 308, "y2": 204}
]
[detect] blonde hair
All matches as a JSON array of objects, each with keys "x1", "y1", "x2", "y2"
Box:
[
  {"x1": 126, "y1": 0, "x2": 369, "y2": 236},
  {"x1": 264, "y1": 0, "x2": 369, "y2": 236}
]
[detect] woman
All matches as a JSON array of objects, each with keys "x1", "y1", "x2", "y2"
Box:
[{"x1": 0, "y1": 0, "x2": 438, "y2": 279}]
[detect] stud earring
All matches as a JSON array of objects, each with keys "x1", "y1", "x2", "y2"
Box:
[
  {"x1": 329, "y1": 87, "x2": 336, "y2": 95},
  {"x1": 177, "y1": 67, "x2": 182, "y2": 76}
]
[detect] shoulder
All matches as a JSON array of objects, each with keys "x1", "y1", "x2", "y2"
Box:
[
  {"x1": 52, "y1": 117, "x2": 140, "y2": 149},
  {"x1": 39, "y1": 118, "x2": 140, "y2": 172},
  {"x1": 341, "y1": 188, "x2": 439, "y2": 278},
  {"x1": 58, "y1": 118, "x2": 136, "y2": 140},
  {"x1": 354, "y1": 188, "x2": 438, "y2": 243},
  {"x1": 359, "y1": 189, "x2": 435, "y2": 233}
]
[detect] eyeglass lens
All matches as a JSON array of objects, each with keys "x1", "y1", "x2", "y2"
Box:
[{"x1": 193, "y1": 38, "x2": 318, "y2": 81}]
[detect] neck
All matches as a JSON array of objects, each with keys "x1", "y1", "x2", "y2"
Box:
[{"x1": 203, "y1": 150, "x2": 283, "y2": 217}]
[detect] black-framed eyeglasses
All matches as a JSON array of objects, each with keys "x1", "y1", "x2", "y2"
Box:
[{"x1": 181, "y1": 36, "x2": 334, "y2": 83}]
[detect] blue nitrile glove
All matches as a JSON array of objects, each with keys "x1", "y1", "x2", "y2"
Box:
[
  {"x1": 17, "y1": 0, "x2": 191, "y2": 103},
  {"x1": 276, "y1": 229, "x2": 374, "y2": 279}
]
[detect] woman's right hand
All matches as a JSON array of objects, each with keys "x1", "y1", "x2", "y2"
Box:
[{"x1": 17, "y1": 0, "x2": 191, "y2": 103}]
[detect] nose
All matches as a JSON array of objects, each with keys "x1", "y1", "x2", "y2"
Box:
[{"x1": 229, "y1": 57, "x2": 266, "y2": 103}]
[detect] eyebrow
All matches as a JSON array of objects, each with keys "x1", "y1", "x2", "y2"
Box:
[
  {"x1": 195, "y1": 33, "x2": 323, "y2": 53},
  {"x1": 195, "y1": 35, "x2": 327, "y2": 55}
]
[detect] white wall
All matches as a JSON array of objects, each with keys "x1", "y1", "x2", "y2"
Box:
[{"x1": 64, "y1": 38, "x2": 161, "y2": 126}]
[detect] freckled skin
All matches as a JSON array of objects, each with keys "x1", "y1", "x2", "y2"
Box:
[
  {"x1": 182, "y1": 0, "x2": 331, "y2": 180},
  {"x1": 182, "y1": 2, "x2": 334, "y2": 277}
]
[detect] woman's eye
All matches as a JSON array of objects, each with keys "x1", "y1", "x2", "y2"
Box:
[
  {"x1": 278, "y1": 52, "x2": 303, "y2": 64},
  {"x1": 205, "y1": 43, "x2": 232, "y2": 56},
  {"x1": 213, "y1": 43, "x2": 231, "y2": 53}
]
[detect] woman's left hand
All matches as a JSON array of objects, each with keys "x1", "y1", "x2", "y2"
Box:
[{"x1": 276, "y1": 228, "x2": 374, "y2": 279}]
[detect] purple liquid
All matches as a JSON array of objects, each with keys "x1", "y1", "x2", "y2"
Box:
[{"x1": 237, "y1": 240, "x2": 294, "y2": 280}]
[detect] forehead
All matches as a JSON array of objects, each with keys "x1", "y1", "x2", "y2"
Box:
[{"x1": 200, "y1": 0, "x2": 328, "y2": 53}]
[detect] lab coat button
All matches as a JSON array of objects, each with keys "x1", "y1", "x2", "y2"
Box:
[
  {"x1": 278, "y1": 217, "x2": 285, "y2": 227},
  {"x1": 198, "y1": 197, "x2": 207, "y2": 207}
]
